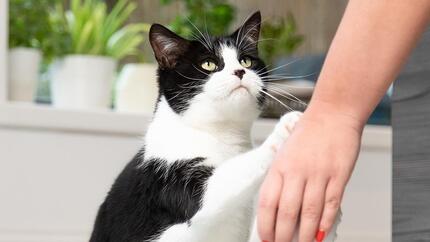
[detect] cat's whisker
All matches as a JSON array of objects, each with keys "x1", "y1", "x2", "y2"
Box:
[
  {"x1": 266, "y1": 82, "x2": 315, "y2": 89},
  {"x1": 178, "y1": 83, "x2": 203, "y2": 89},
  {"x1": 167, "y1": 89, "x2": 187, "y2": 102},
  {"x1": 260, "y1": 89, "x2": 294, "y2": 111},
  {"x1": 237, "y1": 22, "x2": 260, "y2": 50},
  {"x1": 265, "y1": 89, "x2": 307, "y2": 108},
  {"x1": 262, "y1": 73, "x2": 317, "y2": 80},
  {"x1": 265, "y1": 86, "x2": 308, "y2": 106},
  {"x1": 203, "y1": 16, "x2": 213, "y2": 50},
  {"x1": 257, "y1": 59, "x2": 300, "y2": 76},
  {"x1": 192, "y1": 64, "x2": 210, "y2": 76},
  {"x1": 190, "y1": 33, "x2": 212, "y2": 52},
  {"x1": 237, "y1": 17, "x2": 270, "y2": 50},
  {"x1": 235, "y1": 12, "x2": 254, "y2": 46},
  {"x1": 186, "y1": 18, "x2": 213, "y2": 51},
  {"x1": 240, "y1": 38, "x2": 275, "y2": 52},
  {"x1": 175, "y1": 71, "x2": 207, "y2": 81}
]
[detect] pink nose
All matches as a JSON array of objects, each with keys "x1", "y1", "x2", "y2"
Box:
[{"x1": 233, "y1": 69, "x2": 245, "y2": 79}]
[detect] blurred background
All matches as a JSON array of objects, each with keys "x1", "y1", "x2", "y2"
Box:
[{"x1": 0, "y1": 1, "x2": 391, "y2": 241}]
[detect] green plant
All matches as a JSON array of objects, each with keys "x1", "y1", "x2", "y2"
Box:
[
  {"x1": 8, "y1": 0, "x2": 59, "y2": 49},
  {"x1": 45, "y1": 0, "x2": 150, "y2": 60},
  {"x1": 260, "y1": 15, "x2": 304, "y2": 64},
  {"x1": 160, "y1": 0, "x2": 235, "y2": 38}
]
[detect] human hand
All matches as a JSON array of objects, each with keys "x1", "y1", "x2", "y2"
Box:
[{"x1": 257, "y1": 104, "x2": 363, "y2": 242}]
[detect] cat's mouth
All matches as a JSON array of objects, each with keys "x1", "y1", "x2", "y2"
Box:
[{"x1": 230, "y1": 85, "x2": 251, "y2": 95}]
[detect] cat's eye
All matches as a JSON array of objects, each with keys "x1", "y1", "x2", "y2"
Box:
[
  {"x1": 201, "y1": 60, "x2": 218, "y2": 71},
  {"x1": 240, "y1": 57, "x2": 252, "y2": 68}
]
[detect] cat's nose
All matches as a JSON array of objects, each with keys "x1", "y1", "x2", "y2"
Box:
[{"x1": 233, "y1": 69, "x2": 245, "y2": 80}]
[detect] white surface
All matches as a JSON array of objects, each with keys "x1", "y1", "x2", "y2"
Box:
[
  {"x1": 115, "y1": 63, "x2": 159, "y2": 114},
  {"x1": 0, "y1": 0, "x2": 7, "y2": 102},
  {"x1": 8, "y1": 48, "x2": 41, "y2": 102},
  {"x1": 50, "y1": 55, "x2": 117, "y2": 109},
  {"x1": 0, "y1": 104, "x2": 391, "y2": 242},
  {"x1": 0, "y1": 102, "x2": 149, "y2": 136}
]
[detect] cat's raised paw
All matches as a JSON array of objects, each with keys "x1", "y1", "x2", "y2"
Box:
[
  {"x1": 281, "y1": 111, "x2": 302, "y2": 133},
  {"x1": 263, "y1": 111, "x2": 303, "y2": 153}
]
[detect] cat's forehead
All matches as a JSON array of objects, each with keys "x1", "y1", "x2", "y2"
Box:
[
  {"x1": 213, "y1": 37, "x2": 238, "y2": 52},
  {"x1": 213, "y1": 36, "x2": 258, "y2": 57}
]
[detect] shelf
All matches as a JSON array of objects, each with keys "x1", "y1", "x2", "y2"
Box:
[
  {"x1": 0, "y1": 102, "x2": 150, "y2": 136},
  {"x1": 0, "y1": 102, "x2": 391, "y2": 149}
]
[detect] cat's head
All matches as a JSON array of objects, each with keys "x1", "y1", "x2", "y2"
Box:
[{"x1": 149, "y1": 11, "x2": 267, "y2": 124}]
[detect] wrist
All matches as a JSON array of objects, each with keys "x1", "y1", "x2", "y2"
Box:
[{"x1": 301, "y1": 98, "x2": 367, "y2": 134}]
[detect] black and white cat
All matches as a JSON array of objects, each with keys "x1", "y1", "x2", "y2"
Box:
[{"x1": 90, "y1": 11, "x2": 338, "y2": 242}]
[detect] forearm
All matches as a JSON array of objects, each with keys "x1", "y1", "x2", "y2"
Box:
[{"x1": 306, "y1": 0, "x2": 430, "y2": 129}]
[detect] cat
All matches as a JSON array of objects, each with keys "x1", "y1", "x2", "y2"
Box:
[{"x1": 90, "y1": 11, "x2": 339, "y2": 242}]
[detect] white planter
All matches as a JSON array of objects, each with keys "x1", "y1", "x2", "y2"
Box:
[
  {"x1": 50, "y1": 55, "x2": 117, "y2": 110},
  {"x1": 8, "y1": 47, "x2": 42, "y2": 102},
  {"x1": 115, "y1": 63, "x2": 158, "y2": 115}
]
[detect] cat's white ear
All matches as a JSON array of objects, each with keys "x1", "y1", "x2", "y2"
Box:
[
  {"x1": 149, "y1": 24, "x2": 189, "y2": 69},
  {"x1": 232, "y1": 11, "x2": 261, "y2": 47}
]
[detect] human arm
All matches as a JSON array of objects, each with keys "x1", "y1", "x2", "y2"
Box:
[{"x1": 257, "y1": 1, "x2": 430, "y2": 242}]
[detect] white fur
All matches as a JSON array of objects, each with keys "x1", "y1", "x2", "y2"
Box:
[{"x1": 143, "y1": 45, "x2": 340, "y2": 242}]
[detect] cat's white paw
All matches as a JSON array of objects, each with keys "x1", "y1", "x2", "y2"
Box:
[{"x1": 263, "y1": 111, "x2": 303, "y2": 153}]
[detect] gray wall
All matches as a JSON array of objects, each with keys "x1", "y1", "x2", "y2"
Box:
[{"x1": 129, "y1": 0, "x2": 348, "y2": 56}]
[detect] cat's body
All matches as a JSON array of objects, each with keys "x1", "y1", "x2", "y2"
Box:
[{"x1": 90, "y1": 12, "x2": 339, "y2": 242}]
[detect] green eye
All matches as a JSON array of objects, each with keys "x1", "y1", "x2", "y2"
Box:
[
  {"x1": 201, "y1": 60, "x2": 217, "y2": 71},
  {"x1": 240, "y1": 57, "x2": 252, "y2": 68}
]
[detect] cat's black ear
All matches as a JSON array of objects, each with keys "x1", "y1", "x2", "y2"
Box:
[
  {"x1": 149, "y1": 24, "x2": 189, "y2": 69},
  {"x1": 232, "y1": 11, "x2": 261, "y2": 47}
]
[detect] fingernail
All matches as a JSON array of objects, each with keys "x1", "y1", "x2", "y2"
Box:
[{"x1": 315, "y1": 229, "x2": 325, "y2": 241}]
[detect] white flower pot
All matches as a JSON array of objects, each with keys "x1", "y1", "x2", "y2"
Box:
[
  {"x1": 8, "y1": 47, "x2": 42, "y2": 102},
  {"x1": 50, "y1": 55, "x2": 117, "y2": 110},
  {"x1": 115, "y1": 63, "x2": 158, "y2": 115}
]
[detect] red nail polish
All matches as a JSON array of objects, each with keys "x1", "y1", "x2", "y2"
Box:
[{"x1": 315, "y1": 229, "x2": 326, "y2": 241}]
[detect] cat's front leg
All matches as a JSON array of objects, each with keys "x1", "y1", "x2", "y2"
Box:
[
  {"x1": 196, "y1": 111, "x2": 303, "y2": 215},
  {"x1": 155, "y1": 111, "x2": 303, "y2": 242}
]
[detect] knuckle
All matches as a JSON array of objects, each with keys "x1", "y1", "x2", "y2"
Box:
[
  {"x1": 302, "y1": 204, "x2": 321, "y2": 220},
  {"x1": 278, "y1": 206, "x2": 299, "y2": 220},
  {"x1": 258, "y1": 197, "x2": 276, "y2": 210},
  {"x1": 325, "y1": 196, "x2": 341, "y2": 210}
]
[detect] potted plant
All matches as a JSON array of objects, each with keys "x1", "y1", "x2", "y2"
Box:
[
  {"x1": 159, "y1": 0, "x2": 236, "y2": 38},
  {"x1": 47, "y1": 0, "x2": 149, "y2": 110},
  {"x1": 115, "y1": 59, "x2": 159, "y2": 114},
  {"x1": 8, "y1": 0, "x2": 56, "y2": 102},
  {"x1": 260, "y1": 15, "x2": 304, "y2": 65}
]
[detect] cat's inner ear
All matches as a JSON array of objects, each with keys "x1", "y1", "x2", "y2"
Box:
[
  {"x1": 232, "y1": 11, "x2": 262, "y2": 48},
  {"x1": 149, "y1": 24, "x2": 189, "y2": 69}
]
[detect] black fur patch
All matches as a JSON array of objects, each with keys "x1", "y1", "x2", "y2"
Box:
[{"x1": 90, "y1": 152, "x2": 213, "y2": 242}]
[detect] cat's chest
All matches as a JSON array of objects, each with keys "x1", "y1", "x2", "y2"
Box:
[{"x1": 144, "y1": 121, "x2": 252, "y2": 167}]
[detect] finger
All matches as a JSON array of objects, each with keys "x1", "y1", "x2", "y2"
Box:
[
  {"x1": 298, "y1": 179, "x2": 328, "y2": 242},
  {"x1": 258, "y1": 170, "x2": 283, "y2": 242},
  {"x1": 274, "y1": 177, "x2": 305, "y2": 242},
  {"x1": 318, "y1": 179, "x2": 344, "y2": 236}
]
